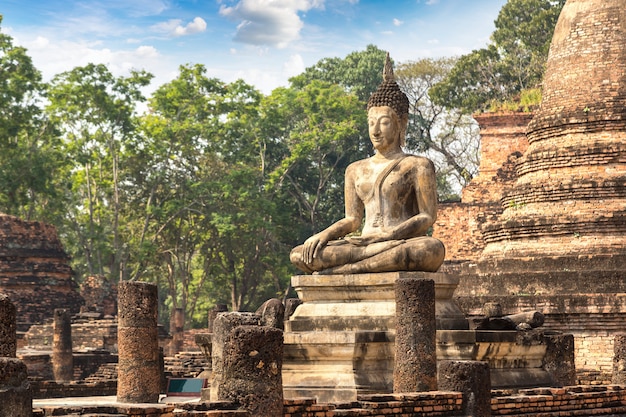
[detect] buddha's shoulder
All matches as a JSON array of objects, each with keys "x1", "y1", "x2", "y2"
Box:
[{"x1": 401, "y1": 154, "x2": 435, "y2": 170}]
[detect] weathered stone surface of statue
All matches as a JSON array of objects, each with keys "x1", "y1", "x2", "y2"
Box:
[{"x1": 290, "y1": 53, "x2": 445, "y2": 275}]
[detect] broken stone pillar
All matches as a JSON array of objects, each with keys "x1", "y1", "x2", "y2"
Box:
[
  {"x1": 0, "y1": 358, "x2": 32, "y2": 417},
  {"x1": 117, "y1": 281, "x2": 160, "y2": 403},
  {"x1": 543, "y1": 333, "x2": 576, "y2": 387},
  {"x1": 208, "y1": 304, "x2": 228, "y2": 333},
  {"x1": 256, "y1": 298, "x2": 285, "y2": 330},
  {"x1": 210, "y1": 312, "x2": 260, "y2": 402},
  {"x1": 394, "y1": 278, "x2": 437, "y2": 392},
  {"x1": 168, "y1": 307, "x2": 184, "y2": 356},
  {"x1": 613, "y1": 333, "x2": 626, "y2": 384},
  {"x1": 52, "y1": 308, "x2": 73, "y2": 382},
  {"x1": 438, "y1": 360, "x2": 491, "y2": 417},
  {"x1": 0, "y1": 294, "x2": 16, "y2": 357},
  {"x1": 221, "y1": 325, "x2": 283, "y2": 417},
  {"x1": 0, "y1": 295, "x2": 31, "y2": 417}
]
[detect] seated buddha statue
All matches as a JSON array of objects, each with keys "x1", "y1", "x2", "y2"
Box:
[{"x1": 290, "y1": 53, "x2": 445, "y2": 275}]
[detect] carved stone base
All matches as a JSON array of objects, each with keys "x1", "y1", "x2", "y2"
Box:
[
  {"x1": 283, "y1": 272, "x2": 556, "y2": 402},
  {"x1": 286, "y1": 272, "x2": 468, "y2": 332},
  {"x1": 283, "y1": 272, "x2": 467, "y2": 402}
]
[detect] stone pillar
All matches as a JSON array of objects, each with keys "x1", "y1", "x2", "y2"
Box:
[
  {"x1": 52, "y1": 308, "x2": 73, "y2": 382},
  {"x1": 256, "y1": 298, "x2": 285, "y2": 330},
  {"x1": 438, "y1": 360, "x2": 491, "y2": 417},
  {"x1": 613, "y1": 333, "x2": 626, "y2": 384},
  {"x1": 221, "y1": 325, "x2": 283, "y2": 417},
  {"x1": 0, "y1": 295, "x2": 31, "y2": 417},
  {"x1": 210, "y1": 312, "x2": 260, "y2": 402},
  {"x1": 394, "y1": 278, "x2": 437, "y2": 392},
  {"x1": 0, "y1": 294, "x2": 16, "y2": 357},
  {"x1": 168, "y1": 307, "x2": 184, "y2": 356},
  {"x1": 0, "y1": 358, "x2": 32, "y2": 417},
  {"x1": 543, "y1": 333, "x2": 576, "y2": 387},
  {"x1": 117, "y1": 281, "x2": 161, "y2": 403},
  {"x1": 208, "y1": 304, "x2": 228, "y2": 333}
]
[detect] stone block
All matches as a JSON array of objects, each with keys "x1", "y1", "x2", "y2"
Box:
[
  {"x1": 0, "y1": 293, "x2": 16, "y2": 357},
  {"x1": 0, "y1": 357, "x2": 32, "y2": 417},
  {"x1": 220, "y1": 325, "x2": 283, "y2": 417},
  {"x1": 438, "y1": 360, "x2": 491, "y2": 416}
]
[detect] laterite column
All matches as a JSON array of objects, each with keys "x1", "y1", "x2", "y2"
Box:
[
  {"x1": 438, "y1": 360, "x2": 491, "y2": 417},
  {"x1": 394, "y1": 278, "x2": 437, "y2": 392},
  {"x1": 52, "y1": 308, "x2": 73, "y2": 382},
  {"x1": 117, "y1": 281, "x2": 160, "y2": 403},
  {"x1": 0, "y1": 294, "x2": 16, "y2": 357},
  {"x1": 0, "y1": 294, "x2": 32, "y2": 417},
  {"x1": 613, "y1": 333, "x2": 626, "y2": 384}
]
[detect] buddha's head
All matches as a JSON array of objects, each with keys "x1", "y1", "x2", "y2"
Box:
[{"x1": 367, "y1": 52, "x2": 409, "y2": 147}]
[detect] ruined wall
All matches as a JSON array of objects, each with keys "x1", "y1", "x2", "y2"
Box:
[
  {"x1": 433, "y1": 112, "x2": 530, "y2": 264},
  {"x1": 0, "y1": 214, "x2": 83, "y2": 328}
]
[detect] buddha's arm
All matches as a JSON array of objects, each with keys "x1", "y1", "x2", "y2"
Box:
[
  {"x1": 395, "y1": 157, "x2": 438, "y2": 237},
  {"x1": 301, "y1": 165, "x2": 363, "y2": 264}
]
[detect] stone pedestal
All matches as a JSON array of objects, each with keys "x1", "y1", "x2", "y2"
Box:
[
  {"x1": 283, "y1": 272, "x2": 467, "y2": 403},
  {"x1": 283, "y1": 271, "x2": 555, "y2": 402}
]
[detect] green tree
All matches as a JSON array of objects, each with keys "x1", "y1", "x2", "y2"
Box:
[
  {"x1": 430, "y1": 0, "x2": 565, "y2": 113},
  {"x1": 396, "y1": 58, "x2": 479, "y2": 195},
  {"x1": 46, "y1": 63, "x2": 153, "y2": 281},
  {"x1": 277, "y1": 45, "x2": 388, "y2": 237},
  {"x1": 263, "y1": 81, "x2": 366, "y2": 240},
  {"x1": 0, "y1": 16, "x2": 63, "y2": 220},
  {"x1": 289, "y1": 44, "x2": 387, "y2": 102},
  {"x1": 133, "y1": 64, "x2": 289, "y2": 320}
]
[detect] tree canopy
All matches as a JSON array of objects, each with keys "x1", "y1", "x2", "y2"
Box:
[
  {"x1": 0, "y1": 0, "x2": 565, "y2": 327},
  {"x1": 430, "y1": 0, "x2": 565, "y2": 114}
]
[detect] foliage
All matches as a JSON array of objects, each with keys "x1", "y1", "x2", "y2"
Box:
[
  {"x1": 430, "y1": 0, "x2": 565, "y2": 114},
  {"x1": 289, "y1": 44, "x2": 387, "y2": 102},
  {"x1": 134, "y1": 64, "x2": 290, "y2": 319},
  {"x1": 46, "y1": 63, "x2": 153, "y2": 281},
  {"x1": 0, "y1": 16, "x2": 63, "y2": 220},
  {"x1": 396, "y1": 57, "x2": 480, "y2": 194},
  {"x1": 263, "y1": 81, "x2": 366, "y2": 239}
]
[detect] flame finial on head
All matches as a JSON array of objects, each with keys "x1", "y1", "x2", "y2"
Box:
[{"x1": 367, "y1": 52, "x2": 409, "y2": 118}]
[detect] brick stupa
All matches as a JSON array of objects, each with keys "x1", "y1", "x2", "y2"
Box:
[
  {"x1": 0, "y1": 214, "x2": 83, "y2": 328},
  {"x1": 475, "y1": 0, "x2": 626, "y2": 292}
]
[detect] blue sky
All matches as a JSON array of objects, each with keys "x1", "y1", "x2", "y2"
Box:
[{"x1": 2, "y1": 0, "x2": 507, "y2": 95}]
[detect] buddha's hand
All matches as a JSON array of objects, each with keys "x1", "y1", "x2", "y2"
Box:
[
  {"x1": 345, "y1": 232, "x2": 393, "y2": 246},
  {"x1": 303, "y1": 233, "x2": 328, "y2": 265}
]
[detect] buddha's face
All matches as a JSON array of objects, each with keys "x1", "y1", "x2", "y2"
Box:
[{"x1": 368, "y1": 106, "x2": 400, "y2": 153}]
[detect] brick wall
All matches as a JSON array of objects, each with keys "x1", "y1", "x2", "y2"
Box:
[
  {"x1": 0, "y1": 214, "x2": 83, "y2": 328},
  {"x1": 32, "y1": 385, "x2": 626, "y2": 416},
  {"x1": 433, "y1": 112, "x2": 530, "y2": 264}
]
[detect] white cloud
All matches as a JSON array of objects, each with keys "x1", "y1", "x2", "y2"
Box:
[
  {"x1": 152, "y1": 19, "x2": 183, "y2": 33},
  {"x1": 283, "y1": 54, "x2": 305, "y2": 78},
  {"x1": 152, "y1": 17, "x2": 207, "y2": 37},
  {"x1": 136, "y1": 45, "x2": 160, "y2": 58},
  {"x1": 219, "y1": 0, "x2": 325, "y2": 48},
  {"x1": 173, "y1": 17, "x2": 208, "y2": 36},
  {"x1": 393, "y1": 18, "x2": 403, "y2": 27}
]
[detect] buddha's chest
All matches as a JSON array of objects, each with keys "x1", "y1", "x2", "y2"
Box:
[{"x1": 354, "y1": 163, "x2": 415, "y2": 204}]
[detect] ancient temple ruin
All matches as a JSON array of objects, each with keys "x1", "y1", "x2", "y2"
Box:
[
  {"x1": 0, "y1": 214, "x2": 83, "y2": 329},
  {"x1": 435, "y1": 0, "x2": 626, "y2": 384}
]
